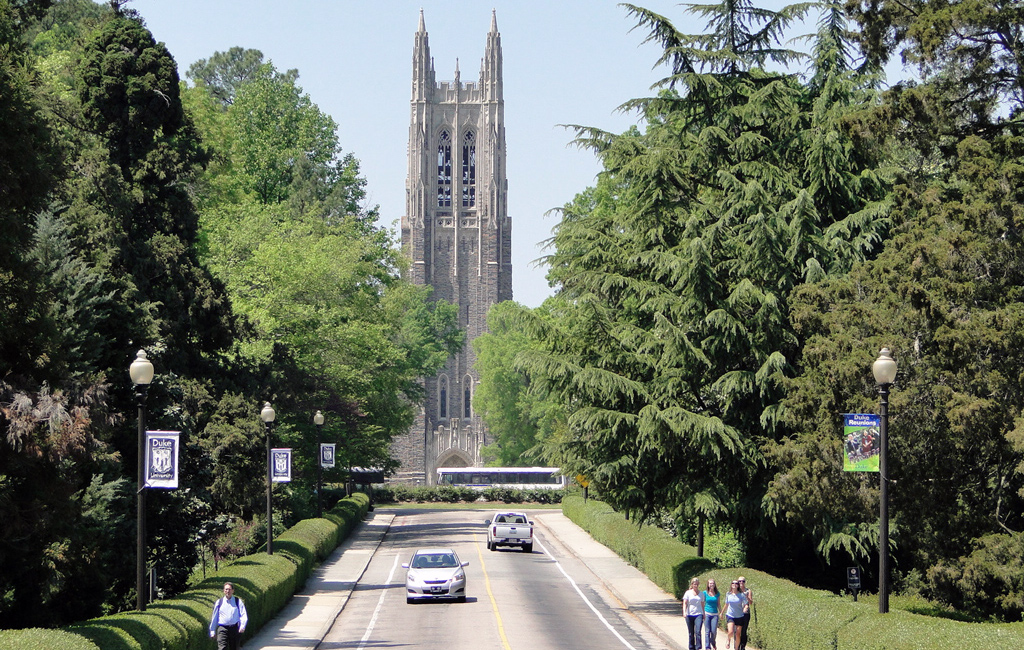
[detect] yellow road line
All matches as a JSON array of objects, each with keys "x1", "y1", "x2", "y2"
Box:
[{"x1": 476, "y1": 534, "x2": 512, "y2": 650}]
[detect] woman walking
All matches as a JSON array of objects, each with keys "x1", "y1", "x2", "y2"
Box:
[
  {"x1": 702, "y1": 578, "x2": 722, "y2": 650},
  {"x1": 724, "y1": 580, "x2": 748, "y2": 650},
  {"x1": 682, "y1": 577, "x2": 705, "y2": 650}
]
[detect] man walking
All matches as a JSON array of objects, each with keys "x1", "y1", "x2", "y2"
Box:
[
  {"x1": 737, "y1": 576, "x2": 753, "y2": 650},
  {"x1": 209, "y1": 582, "x2": 248, "y2": 650}
]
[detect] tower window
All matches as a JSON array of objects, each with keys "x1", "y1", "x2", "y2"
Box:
[
  {"x1": 439, "y1": 375, "x2": 449, "y2": 419},
  {"x1": 463, "y1": 376, "x2": 472, "y2": 418},
  {"x1": 462, "y1": 131, "x2": 476, "y2": 207},
  {"x1": 437, "y1": 130, "x2": 452, "y2": 207}
]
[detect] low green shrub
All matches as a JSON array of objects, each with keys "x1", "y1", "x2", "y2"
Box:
[
  {"x1": 703, "y1": 527, "x2": 745, "y2": 568},
  {"x1": 562, "y1": 495, "x2": 1024, "y2": 650},
  {"x1": 562, "y1": 495, "x2": 710, "y2": 598},
  {"x1": 0, "y1": 493, "x2": 370, "y2": 650},
  {"x1": 0, "y1": 628, "x2": 101, "y2": 650}
]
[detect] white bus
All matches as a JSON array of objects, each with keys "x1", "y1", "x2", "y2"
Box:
[{"x1": 436, "y1": 467, "x2": 566, "y2": 489}]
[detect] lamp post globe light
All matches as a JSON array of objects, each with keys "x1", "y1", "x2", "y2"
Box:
[
  {"x1": 130, "y1": 350, "x2": 154, "y2": 611},
  {"x1": 872, "y1": 347, "x2": 897, "y2": 614},
  {"x1": 314, "y1": 411, "x2": 325, "y2": 518},
  {"x1": 260, "y1": 402, "x2": 276, "y2": 555}
]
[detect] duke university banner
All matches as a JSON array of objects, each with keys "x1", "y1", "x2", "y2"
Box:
[
  {"x1": 271, "y1": 448, "x2": 292, "y2": 482},
  {"x1": 145, "y1": 430, "x2": 180, "y2": 488},
  {"x1": 320, "y1": 443, "x2": 336, "y2": 469}
]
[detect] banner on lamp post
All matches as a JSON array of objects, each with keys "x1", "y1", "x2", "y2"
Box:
[
  {"x1": 271, "y1": 448, "x2": 292, "y2": 482},
  {"x1": 145, "y1": 430, "x2": 180, "y2": 488},
  {"x1": 842, "y1": 414, "x2": 881, "y2": 472},
  {"x1": 320, "y1": 443, "x2": 336, "y2": 469}
]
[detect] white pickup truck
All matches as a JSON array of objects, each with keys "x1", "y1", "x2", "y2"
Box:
[{"x1": 485, "y1": 511, "x2": 534, "y2": 552}]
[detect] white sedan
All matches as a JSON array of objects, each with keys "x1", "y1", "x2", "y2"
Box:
[{"x1": 402, "y1": 548, "x2": 468, "y2": 603}]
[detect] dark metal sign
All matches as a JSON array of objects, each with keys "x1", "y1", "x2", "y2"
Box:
[{"x1": 847, "y1": 567, "x2": 862, "y2": 590}]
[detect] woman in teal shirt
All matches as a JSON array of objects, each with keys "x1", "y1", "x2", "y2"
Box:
[{"x1": 702, "y1": 578, "x2": 722, "y2": 650}]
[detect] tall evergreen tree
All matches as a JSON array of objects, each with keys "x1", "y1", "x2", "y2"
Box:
[
  {"x1": 0, "y1": 0, "x2": 58, "y2": 380},
  {"x1": 519, "y1": 2, "x2": 888, "y2": 540},
  {"x1": 73, "y1": 9, "x2": 234, "y2": 368}
]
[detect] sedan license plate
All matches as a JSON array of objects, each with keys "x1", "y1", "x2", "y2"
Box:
[{"x1": 430, "y1": 587, "x2": 446, "y2": 594}]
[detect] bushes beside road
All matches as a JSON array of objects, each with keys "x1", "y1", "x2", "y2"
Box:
[
  {"x1": 561, "y1": 494, "x2": 711, "y2": 598},
  {"x1": 561, "y1": 495, "x2": 1024, "y2": 650},
  {"x1": 0, "y1": 493, "x2": 370, "y2": 650}
]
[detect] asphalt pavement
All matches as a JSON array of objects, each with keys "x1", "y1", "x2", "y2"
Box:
[{"x1": 244, "y1": 508, "x2": 729, "y2": 650}]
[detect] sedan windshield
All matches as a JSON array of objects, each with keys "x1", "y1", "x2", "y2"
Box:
[{"x1": 412, "y1": 553, "x2": 459, "y2": 569}]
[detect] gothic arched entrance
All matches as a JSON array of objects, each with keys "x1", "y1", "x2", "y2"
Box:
[{"x1": 436, "y1": 448, "x2": 473, "y2": 470}]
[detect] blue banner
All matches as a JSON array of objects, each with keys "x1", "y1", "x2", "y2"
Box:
[
  {"x1": 271, "y1": 448, "x2": 292, "y2": 482},
  {"x1": 320, "y1": 443, "x2": 335, "y2": 469},
  {"x1": 145, "y1": 430, "x2": 180, "y2": 488}
]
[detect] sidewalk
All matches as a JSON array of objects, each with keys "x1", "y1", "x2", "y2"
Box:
[{"x1": 247, "y1": 508, "x2": 730, "y2": 650}]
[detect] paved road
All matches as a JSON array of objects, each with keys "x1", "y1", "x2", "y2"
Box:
[{"x1": 245, "y1": 507, "x2": 729, "y2": 650}]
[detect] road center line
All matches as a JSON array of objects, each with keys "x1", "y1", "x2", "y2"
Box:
[
  {"x1": 356, "y1": 553, "x2": 399, "y2": 650},
  {"x1": 535, "y1": 535, "x2": 638, "y2": 650},
  {"x1": 476, "y1": 534, "x2": 513, "y2": 650}
]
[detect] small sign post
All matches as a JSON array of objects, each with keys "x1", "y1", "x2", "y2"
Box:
[
  {"x1": 847, "y1": 566, "x2": 862, "y2": 601},
  {"x1": 576, "y1": 475, "x2": 590, "y2": 502}
]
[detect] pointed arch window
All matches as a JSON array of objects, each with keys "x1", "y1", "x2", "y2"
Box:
[
  {"x1": 462, "y1": 131, "x2": 476, "y2": 207},
  {"x1": 438, "y1": 375, "x2": 449, "y2": 419},
  {"x1": 437, "y1": 130, "x2": 452, "y2": 207},
  {"x1": 463, "y1": 375, "x2": 473, "y2": 418}
]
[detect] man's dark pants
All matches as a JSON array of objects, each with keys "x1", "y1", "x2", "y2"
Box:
[{"x1": 216, "y1": 623, "x2": 241, "y2": 650}]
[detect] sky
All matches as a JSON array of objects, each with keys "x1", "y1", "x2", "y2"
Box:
[{"x1": 125, "y1": 0, "x2": 829, "y2": 308}]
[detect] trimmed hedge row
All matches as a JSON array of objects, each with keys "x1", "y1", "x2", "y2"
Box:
[
  {"x1": 0, "y1": 493, "x2": 370, "y2": 650},
  {"x1": 562, "y1": 495, "x2": 1024, "y2": 650},
  {"x1": 561, "y1": 494, "x2": 711, "y2": 598}
]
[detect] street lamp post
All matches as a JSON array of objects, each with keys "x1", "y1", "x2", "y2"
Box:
[
  {"x1": 314, "y1": 410, "x2": 324, "y2": 518},
  {"x1": 260, "y1": 402, "x2": 276, "y2": 555},
  {"x1": 130, "y1": 350, "x2": 154, "y2": 611},
  {"x1": 872, "y1": 347, "x2": 897, "y2": 614}
]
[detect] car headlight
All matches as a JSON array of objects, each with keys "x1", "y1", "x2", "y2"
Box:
[
  {"x1": 407, "y1": 571, "x2": 418, "y2": 582},
  {"x1": 452, "y1": 571, "x2": 465, "y2": 582}
]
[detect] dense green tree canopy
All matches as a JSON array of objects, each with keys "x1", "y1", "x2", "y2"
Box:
[
  {"x1": 472, "y1": 300, "x2": 565, "y2": 466},
  {"x1": 848, "y1": 0, "x2": 1024, "y2": 118},
  {"x1": 186, "y1": 46, "x2": 296, "y2": 107},
  {"x1": 0, "y1": 0, "x2": 461, "y2": 626},
  {"x1": 519, "y1": 1, "x2": 888, "y2": 531}
]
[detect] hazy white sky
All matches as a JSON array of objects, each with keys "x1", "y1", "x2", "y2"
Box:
[{"x1": 125, "y1": 0, "x2": 826, "y2": 307}]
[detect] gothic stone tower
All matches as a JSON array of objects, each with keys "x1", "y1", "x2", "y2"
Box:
[{"x1": 392, "y1": 10, "x2": 513, "y2": 484}]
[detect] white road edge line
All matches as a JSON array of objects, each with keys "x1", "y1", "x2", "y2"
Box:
[
  {"x1": 535, "y1": 536, "x2": 639, "y2": 650},
  {"x1": 356, "y1": 553, "x2": 399, "y2": 650}
]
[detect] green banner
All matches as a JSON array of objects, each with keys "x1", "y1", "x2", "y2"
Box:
[{"x1": 843, "y1": 413, "x2": 880, "y2": 472}]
